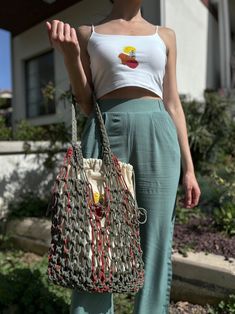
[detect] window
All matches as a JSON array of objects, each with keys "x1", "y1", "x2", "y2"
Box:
[{"x1": 25, "y1": 50, "x2": 55, "y2": 118}]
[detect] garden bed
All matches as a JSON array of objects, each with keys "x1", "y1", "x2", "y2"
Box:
[
  {"x1": 0, "y1": 235, "x2": 228, "y2": 314},
  {"x1": 169, "y1": 300, "x2": 210, "y2": 313},
  {"x1": 171, "y1": 211, "x2": 235, "y2": 308},
  {"x1": 3, "y1": 216, "x2": 235, "y2": 309},
  {"x1": 173, "y1": 214, "x2": 235, "y2": 261}
]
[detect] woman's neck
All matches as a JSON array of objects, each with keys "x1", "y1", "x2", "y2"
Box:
[{"x1": 108, "y1": 0, "x2": 143, "y2": 22}]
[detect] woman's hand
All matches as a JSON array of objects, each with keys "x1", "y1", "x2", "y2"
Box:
[
  {"x1": 45, "y1": 20, "x2": 80, "y2": 60},
  {"x1": 180, "y1": 171, "x2": 201, "y2": 208}
]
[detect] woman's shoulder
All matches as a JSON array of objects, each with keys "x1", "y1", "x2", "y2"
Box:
[
  {"x1": 76, "y1": 24, "x2": 92, "y2": 37},
  {"x1": 158, "y1": 26, "x2": 177, "y2": 54},
  {"x1": 75, "y1": 19, "x2": 111, "y2": 42},
  {"x1": 144, "y1": 21, "x2": 176, "y2": 47},
  {"x1": 77, "y1": 17, "x2": 107, "y2": 31},
  {"x1": 158, "y1": 26, "x2": 176, "y2": 38}
]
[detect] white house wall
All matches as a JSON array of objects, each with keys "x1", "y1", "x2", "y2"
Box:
[
  {"x1": 12, "y1": 0, "x2": 113, "y2": 130},
  {"x1": 164, "y1": 0, "x2": 219, "y2": 100}
]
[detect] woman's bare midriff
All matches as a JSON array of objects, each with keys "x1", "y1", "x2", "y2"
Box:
[{"x1": 97, "y1": 86, "x2": 162, "y2": 101}]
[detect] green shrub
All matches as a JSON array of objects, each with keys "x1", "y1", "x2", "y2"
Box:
[
  {"x1": 208, "y1": 166, "x2": 235, "y2": 236},
  {"x1": 211, "y1": 166, "x2": 235, "y2": 205},
  {"x1": 14, "y1": 119, "x2": 72, "y2": 169},
  {"x1": 181, "y1": 90, "x2": 235, "y2": 174},
  {"x1": 175, "y1": 163, "x2": 235, "y2": 237},
  {"x1": 0, "y1": 115, "x2": 12, "y2": 140},
  {"x1": 7, "y1": 191, "x2": 49, "y2": 219},
  {"x1": 113, "y1": 294, "x2": 134, "y2": 314},
  {"x1": 0, "y1": 243, "x2": 71, "y2": 313},
  {"x1": 213, "y1": 203, "x2": 235, "y2": 236},
  {"x1": 163, "y1": 160, "x2": 235, "y2": 237},
  {"x1": 0, "y1": 235, "x2": 135, "y2": 314},
  {"x1": 0, "y1": 85, "x2": 87, "y2": 143},
  {"x1": 1, "y1": 235, "x2": 234, "y2": 314},
  {"x1": 206, "y1": 294, "x2": 235, "y2": 314},
  {"x1": 197, "y1": 166, "x2": 234, "y2": 207}
]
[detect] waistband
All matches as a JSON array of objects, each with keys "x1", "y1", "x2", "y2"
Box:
[{"x1": 96, "y1": 98, "x2": 166, "y2": 113}]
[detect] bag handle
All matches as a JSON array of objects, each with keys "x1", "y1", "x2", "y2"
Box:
[
  {"x1": 71, "y1": 93, "x2": 114, "y2": 166},
  {"x1": 71, "y1": 93, "x2": 147, "y2": 224}
]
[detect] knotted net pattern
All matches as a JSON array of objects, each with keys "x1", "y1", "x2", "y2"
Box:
[{"x1": 46, "y1": 94, "x2": 147, "y2": 293}]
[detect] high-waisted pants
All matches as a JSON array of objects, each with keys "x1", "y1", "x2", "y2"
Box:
[{"x1": 70, "y1": 98, "x2": 181, "y2": 314}]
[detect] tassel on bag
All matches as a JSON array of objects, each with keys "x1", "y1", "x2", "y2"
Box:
[{"x1": 46, "y1": 92, "x2": 147, "y2": 293}]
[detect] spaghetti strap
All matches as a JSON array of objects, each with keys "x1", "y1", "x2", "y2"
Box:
[
  {"x1": 91, "y1": 24, "x2": 94, "y2": 33},
  {"x1": 156, "y1": 25, "x2": 159, "y2": 34}
]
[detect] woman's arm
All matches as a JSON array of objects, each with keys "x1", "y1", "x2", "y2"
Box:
[
  {"x1": 160, "y1": 27, "x2": 201, "y2": 208},
  {"x1": 46, "y1": 21, "x2": 94, "y2": 117},
  {"x1": 64, "y1": 25, "x2": 94, "y2": 117}
]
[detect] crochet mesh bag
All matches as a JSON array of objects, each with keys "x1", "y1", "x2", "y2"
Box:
[{"x1": 46, "y1": 94, "x2": 147, "y2": 294}]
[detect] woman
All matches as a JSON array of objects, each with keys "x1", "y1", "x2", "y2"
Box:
[{"x1": 46, "y1": 0, "x2": 201, "y2": 313}]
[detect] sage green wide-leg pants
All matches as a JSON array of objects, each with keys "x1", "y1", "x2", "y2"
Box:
[{"x1": 70, "y1": 98, "x2": 181, "y2": 314}]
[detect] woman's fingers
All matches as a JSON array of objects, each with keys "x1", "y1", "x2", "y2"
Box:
[
  {"x1": 45, "y1": 19, "x2": 80, "y2": 58},
  {"x1": 51, "y1": 19, "x2": 59, "y2": 40},
  {"x1": 183, "y1": 186, "x2": 201, "y2": 208},
  {"x1": 191, "y1": 186, "x2": 201, "y2": 207},
  {"x1": 46, "y1": 21, "x2": 51, "y2": 30},
  {"x1": 64, "y1": 23, "x2": 71, "y2": 41},
  {"x1": 46, "y1": 21, "x2": 52, "y2": 46},
  {"x1": 185, "y1": 186, "x2": 192, "y2": 207},
  {"x1": 70, "y1": 27, "x2": 78, "y2": 44},
  {"x1": 57, "y1": 21, "x2": 65, "y2": 41}
]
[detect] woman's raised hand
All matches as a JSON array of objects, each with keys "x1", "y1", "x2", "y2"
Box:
[{"x1": 45, "y1": 20, "x2": 80, "y2": 59}]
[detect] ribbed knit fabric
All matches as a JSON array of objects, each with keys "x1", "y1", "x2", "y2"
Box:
[{"x1": 87, "y1": 25, "x2": 167, "y2": 100}]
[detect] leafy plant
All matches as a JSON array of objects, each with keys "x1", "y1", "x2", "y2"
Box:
[
  {"x1": 180, "y1": 90, "x2": 235, "y2": 173},
  {"x1": 14, "y1": 120, "x2": 47, "y2": 141},
  {"x1": 0, "y1": 97, "x2": 10, "y2": 109},
  {"x1": 211, "y1": 166, "x2": 235, "y2": 205},
  {"x1": 0, "y1": 235, "x2": 134, "y2": 314},
  {"x1": 213, "y1": 203, "x2": 235, "y2": 236},
  {"x1": 206, "y1": 294, "x2": 235, "y2": 314},
  {"x1": 0, "y1": 83, "x2": 88, "y2": 170},
  {"x1": 1, "y1": 235, "x2": 234, "y2": 314},
  {"x1": 0, "y1": 236, "x2": 71, "y2": 313},
  {"x1": 113, "y1": 293, "x2": 134, "y2": 314},
  {"x1": 175, "y1": 203, "x2": 204, "y2": 225},
  {"x1": 14, "y1": 119, "x2": 71, "y2": 169},
  {"x1": 205, "y1": 166, "x2": 235, "y2": 236},
  {"x1": 0, "y1": 84, "x2": 73, "y2": 141},
  {"x1": 0, "y1": 115, "x2": 12, "y2": 140},
  {"x1": 7, "y1": 191, "x2": 50, "y2": 219}
]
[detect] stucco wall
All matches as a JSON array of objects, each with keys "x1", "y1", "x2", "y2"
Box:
[
  {"x1": 0, "y1": 141, "x2": 66, "y2": 218},
  {"x1": 164, "y1": 0, "x2": 220, "y2": 100}
]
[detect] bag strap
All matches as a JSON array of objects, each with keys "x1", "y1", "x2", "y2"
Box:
[
  {"x1": 71, "y1": 94, "x2": 78, "y2": 143},
  {"x1": 71, "y1": 92, "x2": 113, "y2": 165}
]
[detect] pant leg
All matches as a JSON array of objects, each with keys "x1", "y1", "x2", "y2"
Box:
[
  {"x1": 131, "y1": 109, "x2": 181, "y2": 314},
  {"x1": 70, "y1": 99, "x2": 181, "y2": 314},
  {"x1": 70, "y1": 290, "x2": 114, "y2": 314}
]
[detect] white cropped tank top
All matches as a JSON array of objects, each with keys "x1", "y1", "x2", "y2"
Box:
[{"x1": 87, "y1": 24, "x2": 167, "y2": 100}]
